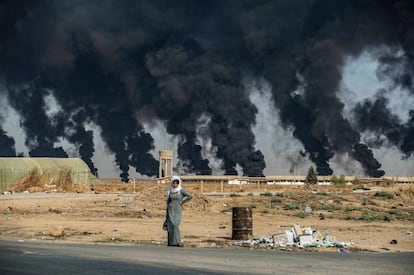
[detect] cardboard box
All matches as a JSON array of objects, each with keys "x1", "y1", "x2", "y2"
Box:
[
  {"x1": 285, "y1": 230, "x2": 294, "y2": 245},
  {"x1": 272, "y1": 234, "x2": 288, "y2": 246},
  {"x1": 293, "y1": 224, "x2": 303, "y2": 236},
  {"x1": 299, "y1": 235, "x2": 313, "y2": 246}
]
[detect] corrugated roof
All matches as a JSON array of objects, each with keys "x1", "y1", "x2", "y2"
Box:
[{"x1": 0, "y1": 157, "x2": 90, "y2": 171}]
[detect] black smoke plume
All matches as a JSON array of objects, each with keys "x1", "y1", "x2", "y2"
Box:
[
  {"x1": 353, "y1": 93, "x2": 414, "y2": 159},
  {"x1": 0, "y1": 0, "x2": 413, "y2": 179},
  {"x1": 0, "y1": 127, "x2": 16, "y2": 156}
]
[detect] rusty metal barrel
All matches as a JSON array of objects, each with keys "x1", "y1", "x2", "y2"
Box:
[{"x1": 232, "y1": 207, "x2": 253, "y2": 240}]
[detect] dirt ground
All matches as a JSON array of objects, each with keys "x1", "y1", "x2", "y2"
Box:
[{"x1": 1, "y1": 180, "x2": 413, "y2": 253}]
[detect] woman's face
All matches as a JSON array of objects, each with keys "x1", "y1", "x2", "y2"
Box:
[{"x1": 172, "y1": 180, "x2": 179, "y2": 187}]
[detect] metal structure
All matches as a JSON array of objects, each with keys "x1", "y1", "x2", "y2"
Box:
[{"x1": 158, "y1": 150, "x2": 173, "y2": 178}]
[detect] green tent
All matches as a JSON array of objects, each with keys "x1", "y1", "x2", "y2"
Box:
[{"x1": 0, "y1": 157, "x2": 99, "y2": 191}]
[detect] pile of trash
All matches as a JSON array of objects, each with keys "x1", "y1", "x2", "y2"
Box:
[{"x1": 233, "y1": 224, "x2": 351, "y2": 251}]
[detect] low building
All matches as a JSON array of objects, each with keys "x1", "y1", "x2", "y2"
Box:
[{"x1": 0, "y1": 157, "x2": 99, "y2": 191}]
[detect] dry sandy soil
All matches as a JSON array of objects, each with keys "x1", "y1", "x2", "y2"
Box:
[{"x1": 1, "y1": 180, "x2": 413, "y2": 253}]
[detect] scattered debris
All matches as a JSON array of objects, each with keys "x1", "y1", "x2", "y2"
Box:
[
  {"x1": 338, "y1": 248, "x2": 350, "y2": 253},
  {"x1": 233, "y1": 223, "x2": 351, "y2": 250},
  {"x1": 288, "y1": 204, "x2": 298, "y2": 209}
]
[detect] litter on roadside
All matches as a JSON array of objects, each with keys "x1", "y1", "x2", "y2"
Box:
[{"x1": 232, "y1": 223, "x2": 351, "y2": 250}]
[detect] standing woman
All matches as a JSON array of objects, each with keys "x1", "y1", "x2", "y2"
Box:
[{"x1": 166, "y1": 175, "x2": 192, "y2": 247}]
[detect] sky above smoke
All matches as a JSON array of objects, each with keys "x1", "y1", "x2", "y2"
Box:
[{"x1": 0, "y1": 0, "x2": 413, "y2": 181}]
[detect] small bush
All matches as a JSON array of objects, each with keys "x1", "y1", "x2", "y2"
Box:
[
  {"x1": 260, "y1": 192, "x2": 273, "y2": 197},
  {"x1": 331, "y1": 175, "x2": 346, "y2": 186},
  {"x1": 333, "y1": 198, "x2": 341, "y2": 204},
  {"x1": 271, "y1": 198, "x2": 282, "y2": 203},
  {"x1": 293, "y1": 211, "x2": 307, "y2": 218},
  {"x1": 382, "y1": 215, "x2": 392, "y2": 222},
  {"x1": 388, "y1": 209, "x2": 398, "y2": 215},
  {"x1": 357, "y1": 210, "x2": 393, "y2": 222},
  {"x1": 305, "y1": 166, "x2": 318, "y2": 184},
  {"x1": 344, "y1": 207, "x2": 359, "y2": 213},
  {"x1": 374, "y1": 191, "x2": 394, "y2": 199},
  {"x1": 320, "y1": 204, "x2": 341, "y2": 212}
]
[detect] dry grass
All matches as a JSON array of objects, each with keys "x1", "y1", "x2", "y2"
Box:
[
  {"x1": 398, "y1": 185, "x2": 414, "y2": 205},
  {"x1": 11, "y1": 168, "x2": 88, "y2": 193}
]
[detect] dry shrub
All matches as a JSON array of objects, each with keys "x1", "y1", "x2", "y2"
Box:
[
  {"x1": 11, "y1": 169, "x2": 45, "y2": 192},
  {"x1": 54, "y1": 168, "x2": 73, "y2": 191},
  {"x1": 399, "y1": 185, "x2": 414, "y2": 206},
  {"x1": 11, "y1": 168, "x2": 87, "y2": 193}
]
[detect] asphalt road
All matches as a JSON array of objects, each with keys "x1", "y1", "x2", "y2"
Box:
[{"x1": 0, "y1": 240, "x2": 413, "y2": 274}]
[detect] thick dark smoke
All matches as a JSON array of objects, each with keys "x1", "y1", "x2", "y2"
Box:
[
  {"x1": 0, "y1": 0, "x2": 413, "y2": 179},
  {"x1": 7, "y1": 83, "x2": 68, "y2": 158},
  {"x1": 0, "y1": 127, "x2": 16, "y2": 156},
  {"x1": 353, "y1": 93, "x2": 414, "y2": 158}
]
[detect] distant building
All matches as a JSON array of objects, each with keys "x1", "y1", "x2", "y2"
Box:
[{"x1": 158, "y1": 174, "x2": 413, "y2": 185}]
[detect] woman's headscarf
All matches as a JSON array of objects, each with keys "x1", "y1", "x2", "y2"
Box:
[{"x1": 168, "y1": 175, "x2": 182, "y2": 195}]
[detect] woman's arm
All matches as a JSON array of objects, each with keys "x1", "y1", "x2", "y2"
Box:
[{"x1": 181, "y1": 189, "x2": 193, "y2": 204}]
